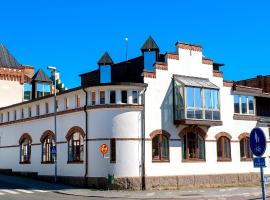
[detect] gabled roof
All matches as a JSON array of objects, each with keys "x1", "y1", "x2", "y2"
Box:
[
  {"x1": 0, "y1": 44, "x2": 22, "y2": 68},
  {"x1": 31, "y1": 69, "x2": 51, "y2": 83},
  {"x1": 141, "y1": 36, "x2": 159, "y2": 51},
  {"x1": 97, "y1": 52, "x2": 114, "y2": 65}
]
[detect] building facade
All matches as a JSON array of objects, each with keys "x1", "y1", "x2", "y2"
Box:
[{"x1": 0, "y1": 37, "x2": 270, "y2": 190}]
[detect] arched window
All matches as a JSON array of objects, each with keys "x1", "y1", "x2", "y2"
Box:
[
  {"x1": 41, "y1": 130, "x2": 55, "y2": 163},
  {"x1": 217, "y1": 136, "x2": 231, "y2": 161},
  {"x1": 19, "y1": 133, "x2": 32, "y2": 164},
  {"x1": 66, "y1": 126, "x2": 85, "y2": 163},
  {"x1": 181, "y1": 127, "x2": 206, "y2": 161},
  {"x1": 150, "y1": 130, "x2": 170, "y2": 162},
  {"x1": 240, "y1": 137, "x2": 252, "y2": 160}
]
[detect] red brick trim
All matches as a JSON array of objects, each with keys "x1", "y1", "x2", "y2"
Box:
[
  {"x1": 215, "y1": 132, "x2": 232, "y2": 140},
  {"x1": 179, "y1": 126, "x2": 207, "y2": 138},
  {"x1": 213, "y1": 70, "x2": 223, "y2": 78},
  {"x1": 66, "y1": 126, "x2": 86, "y2": 141},
  {"x1": 0, "y1": 68, "x2": 25, "y2": 84},
  {"x1": 143, "y1": 71, "x2": 156, "y2": 78},
  {"x1": 202, "y1": 58, "x2": 213, "y2": 65},
  {"x1": 149, "y1": 129, "x2": 171, "y2": 139},
  {"x1": 19, "y1": 133, "x2": 32, "y2": 144},
  {"x1": 155, "y1": 62, "x2": 168, "y2": 70},
  {"x1": 165, "y1": 52, "x2": 179, "y2": 60},
  {"x1": 223, "y1": 81, "x2": 234, "y2": 87},
  {"x1": 176, "y1": 42, "x2": 202, "y2": 52},
  {"x1": 238, "y1": 132, "x2": 250, "y2": 141},
  {"x1": 40, "y1": 130, "x2": 55, "y2": 142}
]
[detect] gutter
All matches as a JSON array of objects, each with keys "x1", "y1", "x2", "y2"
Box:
[
  {"x1": 141, "y1": 86, "x2": 147, "y2": 190},
  {"x1": 83, "y1": 87, "x2": 89, "y2": 187}
]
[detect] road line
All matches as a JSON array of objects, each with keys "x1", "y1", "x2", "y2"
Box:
[
  {"x1": 0, "y1": 189, "x2": 19, "y2": 194},
  {"x1": 15, "y1": 189, "x2": 34, "y2": 194}
]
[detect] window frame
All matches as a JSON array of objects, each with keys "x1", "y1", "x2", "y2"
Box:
[
  {"x1": 19, "y1": 135, "x2": 32, "y2": 164},
  {"x1": 240, "y1": 137, "x2": 253, "y2": 161},
  {"x1": 217, "y1": 136, "x2": 231, "y2": 162},
  {"x1": 41, "y1": 135, "x2": 55, "y2": 164},
  {"x1": 67, "y1": 132, "x2": 84, "y2": 163},
  {"x1": 110, "y1": 138, "x2": 116, "y2": 163},
  {"x1": 151, "y1": 133, "x2": 170, "y2": 162},
  {"x1": 99, "y1": 91, "x2": 105, "y2": 105},
  {"x1": 234, "y1": 95, "x2": 255, "y2": 115}
]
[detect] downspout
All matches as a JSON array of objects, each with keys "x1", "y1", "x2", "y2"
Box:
[
  {"x1": 83, "y1": 87, "x2": 89, "y2": 187},
  {"x1": 141, "y1": 86, "x2": 147, "y2": 190}
]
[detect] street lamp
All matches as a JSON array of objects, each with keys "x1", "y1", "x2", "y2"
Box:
[{"x1": 47, "y1": 66, "x2": 57, "y2": 183}]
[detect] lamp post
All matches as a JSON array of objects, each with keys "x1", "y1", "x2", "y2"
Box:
[{"x1": 47, "y1": 66, "x2": 57, "y2": 183}]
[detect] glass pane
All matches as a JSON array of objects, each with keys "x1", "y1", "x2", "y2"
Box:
[
  {"x1": 161, "y1": 136, "x2": 168, "y2": 160},
  {"x1": 23, "y1": 83, "x2": 32, "y2": 101},
  {"x1": 195, "y1": 110, "x2": 203, "y2": 119},
  {"x1": 205, "y1": 89, "x2": 212, "y2": 109},
  {"x1": 152, "y1": 136, "x2": 159, "y2": 160},
  {"x1": 234, "y1": 95, "x2": 240, "y2": 113},
  {"x1": 100, "y1": 91, "x2": 105, "y2": 104},
  {"x1": 248, "y1": 96, "x2": 254, "y2": 114},
  {"x1": 247, "y1": 138, "x2": 252, "y2": 158},
  {"x1": 240, "y1": 139, "x2": 245, "y2": 158},
  {"x1": 213, "y1": 111, "x2": 220, "y2": 120},
  {"x1": 241, "y1": 96, "x2": 247, "y2": 114},
  {"x1": 194, "y1": 88, "x2": 202, "y2": 108},
  {"x1": 217, "y1": 138, "x2": 222, "y2": 160},
  {"x1": 121, "y1": 91, "x2": 127, "y2": 103},
  {"x1": 132, "y1": 91, "x2": 138, "y2": 104},
  {"x1": 187, "y1": 87, "x2": 194, "y2": 108},
  {"x1": 205, "y1": 110, "x2": 212, "y2": 120},
  {"x1": 144, "y1": 51, "x2": 156, "y2": 71},
  {"x1": 212, "y1": 90, "x2": 219, "y2": 109},
  {"x1": 110, "y1": 91, "x2": 116, "y2": 104},
  {"x1": 182, "y1": 135, "x2": 186, "y2": 159},
  {"x1": 100, "y1": 65, "x2": 111, "y2": 83},
  {"x1": 187, "y1": 109, "x2": 195, "y2": 118},
  {"x1": 198, "y1": 135, "x2": 205, "y2": 160},
  {"x1": 224, "y1": 137, "x2": 230, "y2": 159}
]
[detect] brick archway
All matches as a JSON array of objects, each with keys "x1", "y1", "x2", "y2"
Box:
[
  {"x1": 215, "y1": 132, "x2": 232, "y2": 140},
  {"x1": 149, "y1": 129, "x2": 171, "y2": 138},
  {"x1": 66, "y1": 126, "x2": 85, "y2": 141},
  {"x1": 40, "y1": 130, "x2": 55, "y2": 142},
  {"x1": 238, "y1": 132, "x2": 250, "y2": 141},
  {"x1": 179, "y1": 126, "x2": 207, "y2": 138},
  {"x1": 19, "y1": 133, "x2": 32, "y2": 144}
]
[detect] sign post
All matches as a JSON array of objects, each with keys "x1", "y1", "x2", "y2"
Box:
[{"x1": 250, "y1": 127, "x2": 267, "y2": 200}]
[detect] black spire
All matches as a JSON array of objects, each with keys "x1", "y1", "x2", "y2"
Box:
[
  {"x1": 31, "y1": 69, "x2": 52, "y2": 83},
  {"x1": 97, "y1": 52, "x2": 114, "y2": 65},
  {"x1": 141, "y1": 36, "x2": 159, "y2": 52},
  {"x1": 0, "y1": 44, "x2": 22, "y2": 68}
]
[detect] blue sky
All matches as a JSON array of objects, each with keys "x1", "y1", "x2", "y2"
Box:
[{"x1": 1, "y1": 0, "x2": 269, "y2": 88}]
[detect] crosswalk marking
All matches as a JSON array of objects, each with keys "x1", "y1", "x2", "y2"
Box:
[
  {"x1": 0, "y1": 192, "x2": 4, "y2": 195},
  {"x1": 32, "y1": 189, "x2": 49, "y2": 193},
  {"x1": 0, "y1": 189, "x2": 19, "y2": 194},
  {"x1": 15, "y1": 189, "x2": 34, "y2": 194}
]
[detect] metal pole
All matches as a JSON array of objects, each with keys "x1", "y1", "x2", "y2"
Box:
[
  {"x1": 260, "y1": 165, "x2": 266, "y2": 200},
  {"x1": 53, "y1": 70, "x2": 57, "y2": 183}
]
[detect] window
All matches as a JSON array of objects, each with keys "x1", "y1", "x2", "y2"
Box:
[
  {"x1": 36, "y1": 105, "x2": 40, "y2": 116},
  {"x1": 0, "y1": 113, "x2": 3, "y2": 123},
  {"x1": 99, "y1": 91, "x2": 105, "y2": 104},
  {"x1": 42, "y1": 134, "x2": 55, "y2": 163},
  {"x1": 217, "y1": 136, "x2": 231, "y2": 161},
  {"x1": 14, "y1": 110, "x2": 17, "y2": 120},
  {"x1": 110, "y1": 91, "x2": 116, "y2": 104},
  {"x1": 240, "y1": 137, "x2": 253, "y2": 160},
  {"x1": 182, "y1": 131, "x2": 205, "y2": 161},
  {"x1": 21, "y1": 108, "x2": 24, "y2": 119},
  {"x1": 132, "y1": 91, "x2": 138, "y2": 104},
  {"x1": 91, "y1": 92, "x2": 96, "y2": 105},
  {"x1": 68, "y1": 132, "x2": 84, "y2": 162},
  {"x1": 23, "y1": 83, "x2": 32, "y2": 101},
  {"x1": 152, "y1": 134, "x2": 169, "y2": 161},
  {"x1": 110, "y1": 139, "x2": 116, "y2": 163},
  {"x1": 100, "y1": 65, "x2": 111, "y2": 83},
  {"x1": 144, "y1": 51, "x2": 156, "y2": 71},
  {"x1": 45, "y1": 103, "x2": 49, "y2": 114},
  {"x1": 28, "y1": 107, "x2": 31, "y2": 118},
  {"x1": 20, "y1": 137, "x2": 31, "y2": 163},
  {"x1": 76, "y1": 95, "x2": 80, "y2": 108},
  {"x1": 65, "y1": 98, "x2": 69, "y2": 110},
  {"x1": 7, "y1": 112, "x2": 9, "y2": 122},
  {"x1": 234, "y1": 95, "x2": 255, "y2": 115},
  {"x1": 36, "y1": 83, "x2": 50, "y2": 98},
  {"x1": 187, "y1": 87, "x2": 203, "y2": 119},
  {"x1": 121, "y1": 90, "x2": 127, "y2": 103}
]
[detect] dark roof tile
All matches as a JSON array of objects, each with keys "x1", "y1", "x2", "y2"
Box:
[
  {"x1": 141, "y1": 36, "x2": 159, "y2": 51},
  {"x1": 0, "y1": 44, "x2": 22, "y2": 68}
]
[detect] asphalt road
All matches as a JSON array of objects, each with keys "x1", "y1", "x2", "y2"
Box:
[{"x1": 0, "y1": 174, "x2": 269, "y2": 200}]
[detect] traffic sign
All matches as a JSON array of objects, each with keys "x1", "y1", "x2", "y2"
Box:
[
  {"x1": 51, "y1": 146, "x2": 56, "y2": 155},
  {"x1": 253, "y1": 157, "x2": 266, "y2": 168},
  {"x1": 100, "y1": 144, "x2": 108, "y2": 155},
  {"x1": 250, "y1": 128, "x2": 266, "y2": 157}
]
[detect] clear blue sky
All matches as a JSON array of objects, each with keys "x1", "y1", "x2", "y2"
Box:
[{"x1": 1, "y1": 0, "x2": 269, "y2": 88}]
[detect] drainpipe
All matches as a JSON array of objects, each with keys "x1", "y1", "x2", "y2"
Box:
[
  {"x1": 83, "y1": 87, "x2": 89, "y2": 187},
  {"x1": 141, "y1": 86, "x2": 147, "y2": 190}
]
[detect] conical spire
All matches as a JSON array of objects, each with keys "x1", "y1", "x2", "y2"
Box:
[
  {"x1": 31, "y1": 69, "x2": 52, "y2": 83},
  {"x1": 141, "y1": 36, "x2": 159, "y2": 51},
  {"x1": 97, "y1": 51, "x2": 114, "y2": 65},
  {"x1": 0, "y1": 44, "x2": 22, "y2": 68}
]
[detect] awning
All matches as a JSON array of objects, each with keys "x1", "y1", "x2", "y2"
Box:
[{"x1": 174, "y1": 75, "x2": 219, "y2": 89}]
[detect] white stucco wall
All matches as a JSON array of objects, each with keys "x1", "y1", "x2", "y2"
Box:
[{"x1": 0, "y1": 80, "x2": 23, "y2": 108}]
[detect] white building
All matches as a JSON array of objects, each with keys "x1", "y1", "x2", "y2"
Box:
[{"x1": 0, "y1": 37, "x2": 269, "y2": 190}]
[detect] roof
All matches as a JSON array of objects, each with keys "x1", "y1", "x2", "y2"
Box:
[
  {"x1": 0, "y1": 44, "x2": 22, "y2": 68},
  {"x1": 174, "y1": 75, "x2": 219, "y2": 89},
  {"x1": 141, "y1": 36, "x2": 159, "y2": 51},
  {"x1": 31, "y1": 69, "x2": 52, "y2": 83},
  {"x1": 97, "y1": 52, "x2": 114, "y2": 65}
]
